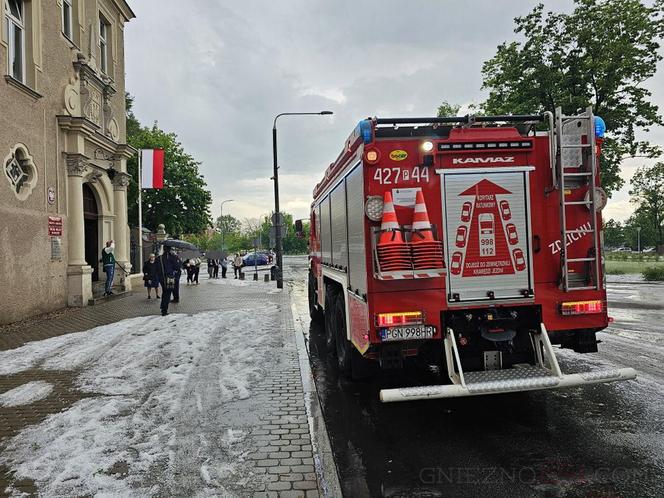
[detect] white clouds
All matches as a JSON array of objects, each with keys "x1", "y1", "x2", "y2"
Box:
[{"x1": 125, "y1": 0, "x2": 664, "y2": 223}]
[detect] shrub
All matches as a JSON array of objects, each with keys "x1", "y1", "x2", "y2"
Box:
[{"x1": 642, "y1": 266, "x2": 664, "y2": 281}]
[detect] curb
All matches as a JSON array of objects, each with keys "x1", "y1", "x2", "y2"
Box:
[{"x1": 289, "y1": 299, "x2": 343, "y2": 498}]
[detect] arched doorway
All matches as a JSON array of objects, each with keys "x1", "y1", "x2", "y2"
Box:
[{"x1": 83, "y1": 183, "x2": 100, "y2": 281}]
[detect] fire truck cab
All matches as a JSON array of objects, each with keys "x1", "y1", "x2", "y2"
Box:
[{"x1": 307, "y1": 109, "x2": 636, "y2": 402}]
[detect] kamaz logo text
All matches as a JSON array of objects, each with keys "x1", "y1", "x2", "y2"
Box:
[{"x1": 452, "y1": 157, "x2": 516, "y2": 165}]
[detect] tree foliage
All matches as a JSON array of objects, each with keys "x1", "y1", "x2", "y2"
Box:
[
  {"x1": 126, "y1": 94, "x2": 212, "y2": 235},
  {"x1": 437, "y1": 101, "x2": 461, "y2": 117},
  {"x1": 480, "y1": 0, "x2": 664, "y2": 194},
  {"x1": 629, "y1": 162, "x2": 664, "y2": 246}
]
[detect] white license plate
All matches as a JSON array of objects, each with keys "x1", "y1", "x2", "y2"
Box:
[{"x1": 380, "y1": 325, "x2": 436, "y2": 342}]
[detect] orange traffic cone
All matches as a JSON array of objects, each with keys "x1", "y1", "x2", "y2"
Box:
[
  {"x1": 411, "y1": 190, "x2": 435, "y2": 243},
  {"x1": 410, "y1": 190, "x2": 444, "y2": 269},
  {"x1": 377, "y1": 191, "x2": 411, "y2": 271},
  {"x1": 378, "y1": 192, "x2": 404, "y2": 246}
]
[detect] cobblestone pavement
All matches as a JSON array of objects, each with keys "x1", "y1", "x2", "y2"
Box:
[{"x1": 0, "y1": 264, "x2": 323, "y2": 497}]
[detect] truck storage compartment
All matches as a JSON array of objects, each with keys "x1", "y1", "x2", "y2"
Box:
[{"x1": 439, "y1": 167, "x2": 535, "y2": 303}]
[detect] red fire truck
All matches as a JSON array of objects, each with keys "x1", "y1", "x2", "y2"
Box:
[{"x1": 307, "y1": 109, "x2": 636, "y2": 402}]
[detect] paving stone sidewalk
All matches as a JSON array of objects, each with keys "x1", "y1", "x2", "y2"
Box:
[{"x1": 0, "y1": 272, "x2": 323, "y2": 497}]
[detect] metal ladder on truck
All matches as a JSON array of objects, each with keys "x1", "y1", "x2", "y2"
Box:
[{"x1": 554, "y1": 106, "x2": 601, "y2": 291}]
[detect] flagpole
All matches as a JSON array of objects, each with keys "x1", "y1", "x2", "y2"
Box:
[{"x1": 138, "y1": 150, "x2": 144, "y2": 265}]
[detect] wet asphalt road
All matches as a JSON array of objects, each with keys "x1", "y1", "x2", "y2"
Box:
[{"x1": 285, "y1": 257, "x2": 664, "y2": 498}]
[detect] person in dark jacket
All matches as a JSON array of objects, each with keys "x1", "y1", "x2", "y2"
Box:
[
  {"x1": 100, "y1": 240, "x2": 116, "y2": 296},
  {"x1": 172, "y1": 251, "x2": 183, "y2": 303},
  {"x1": 157, "y1": 246, "x2": 181, "y2": 316},
  {"x1": 185, "y1": 259, "x2": 195, "y2": 285},
  {"x1": 142, "y1": 253, "x2": 160, "y2": 299}
]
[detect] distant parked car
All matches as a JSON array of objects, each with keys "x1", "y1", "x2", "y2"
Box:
[
  {"x1": 642, "y1": 247, "x2": 656, "y2": 254},
  {"x1": 611, "y1": 246, "x2": 632, "y2": 253},
  {"x1": 243, "y1": 252, "x2": 270, "y2": 266}
]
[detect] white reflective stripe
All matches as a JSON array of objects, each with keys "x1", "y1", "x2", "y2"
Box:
[
  {"x1": 141, "y1": 149, "x2": 154, "y2": 188},
  {"x1": 412, "y1": 221, "x2": 431, "y2": 229},
  {"x1": 414, "y1": 204, "x2": 426, "y2": 213}
]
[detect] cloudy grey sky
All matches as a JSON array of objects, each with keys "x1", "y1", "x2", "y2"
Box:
[{"x1": 125, "y1": 0, "x2": 664, "y2": 224}]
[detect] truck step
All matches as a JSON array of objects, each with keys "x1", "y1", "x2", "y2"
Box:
[{"x1": 463, "y1": 365, "x2": 559, "y2": 393}]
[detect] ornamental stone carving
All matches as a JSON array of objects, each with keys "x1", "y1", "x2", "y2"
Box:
[
  {"x1": 4, "y1": 144, "x2": 38, "y2": 201},
  {"x1": 63, "y1": 76, "x2": 81, "y2": 116},
  {"x1": 112, "y1": 172, "x2": 131, "y2": 190},
  {"x1": 83, "y1": 85, "x2": 102, "y2": 126},
  {"x1": 107, "y1": 117, "x2": 120, "y2": 141},
  {"x1": 66, "y1": 154, "x2": 89, "y2": 177},
  {"x1": 86, "y1": 170, "x2": 103, "y2": 184}
]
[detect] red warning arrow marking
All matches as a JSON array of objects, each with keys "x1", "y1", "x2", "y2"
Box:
[{"x1": 458, "y1": 179, "x2": 515, "y2": 277}]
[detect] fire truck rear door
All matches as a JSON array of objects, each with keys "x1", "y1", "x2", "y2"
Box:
[{"x1": 439, "y1": 167, "x2": 535, "y2": 303}]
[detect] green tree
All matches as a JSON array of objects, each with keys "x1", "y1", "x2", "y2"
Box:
[
  {"x1": 437, "y1": 101, "x2": 461, "y2": 117},
  {"x1": 216, "y1": 214, "x2": 242, "y2": 236},
  {"x1": 480, "y1": 0, "x2": 664, "y2": 194},
  {"x1": 629, "y1": 162, "x2": 664, "y2": 247},
  {"x1": 126, "y1": 94, "x2": 212, "y2": 235},
  {"x1": 603, "y1": 219, "x2": 625, "y2": 248}
]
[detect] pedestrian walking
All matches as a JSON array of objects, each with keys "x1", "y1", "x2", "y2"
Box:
[
  {"x1": 207, "y1": 258, "x2": 214, "y2": 278},
  {"x1": 142, "y1": 253, "x2": 160, "y2": 299},
  {"x1": 172, "y1": 251, "x2": 182, "y2": 303},
  {"x1": 185, "y1": 259, "x2": 195, "y2": 285},
  {"x1": 221, "y1": 257, "x2": 228, "y2": 279},
  {"x1": 157, "y1": 246, "x2": 181, "y2": 316},
  {"x1": 100, "y1": 240, "x2": 116, "y2": 296},
  {"x1": 191, "y1": 257, "x2": 201, "y2": 284},
  {"x1": 213, "y1": 258, "x2": 220, "y2": 279},
  {"x1": 233, "y1": 253, "x2": 243, "y2": 279}
]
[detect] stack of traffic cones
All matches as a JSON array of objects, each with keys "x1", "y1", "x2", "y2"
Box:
[
  {"x1": 410, "y1": 190, "x2": 445, "y2": 269},
  {"x1": 376, "y1": 191, "x2": 411, "y2": 272}
]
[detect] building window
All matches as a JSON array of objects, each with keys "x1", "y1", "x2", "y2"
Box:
[
  {"x1": 4, "y1": 144, "x2": 37, "y2": 201},
  {"x1": 5, "y1": 0, "x2": 25, "y2": 82},
  {"x1": 99, "y1": 15, "x2": 109, "y2": 74},
  {"x1": 62, "y1": 0, "x2": 73, "y2": 40}
]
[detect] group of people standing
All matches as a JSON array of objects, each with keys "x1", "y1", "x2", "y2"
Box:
[{"x1": 207, "y1": 257, "x2": 227, "y2": 279}]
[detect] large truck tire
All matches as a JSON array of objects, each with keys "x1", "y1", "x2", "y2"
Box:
[
  {"x1": 308, "y1": 271, "x2": 323, "y2": 323},
  {"x1": 324, "y1": 283, "x2": 337, "y2": 352},
  {"x1": 334, "y1": 292, "x2": 373, "y2": 380}
]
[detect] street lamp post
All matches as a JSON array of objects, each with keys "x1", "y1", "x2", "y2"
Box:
[
  {"x1": 220, "y1": 199, "x2": 234, "y2": 254},
  {"x1": 637, "y1": 226, "x2": 642, "y2": 253},
  {"x1": 272, "y1": 111, "x2": 333, "y2": 288}
]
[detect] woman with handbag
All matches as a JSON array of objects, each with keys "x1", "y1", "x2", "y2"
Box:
[{"x1": 142, "y1": 253, "x2": 160, "y2": 300}]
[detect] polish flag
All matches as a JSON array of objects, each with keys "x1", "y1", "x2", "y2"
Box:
[{"x1": 140, "y1": 149, "x2": 164, "y2": 189}]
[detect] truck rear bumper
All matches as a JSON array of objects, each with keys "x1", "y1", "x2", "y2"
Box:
[
  {"x1": 379, "y1": 366, "x2": 637, "y2": 402},
  {"x1": 379, "y1": 322, "x2": 637, "y2": 403}
]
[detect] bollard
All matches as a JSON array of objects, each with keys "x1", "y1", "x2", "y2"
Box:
[
  {"x1": 264, "y1": 274, "x2": 270, "y2": 282},
  {"x1": 253, "y1": 273, "x2": 258, "y2": 281},
  {"x1": 239, "y1": 272, "x2": 245, "y2": 280},
  {"x1": 270, "y1": 265, "x2": 278, "y2": 281}
]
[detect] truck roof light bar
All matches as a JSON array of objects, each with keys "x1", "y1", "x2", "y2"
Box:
[
  {"x1": 438, "y1": 141, "x2": 533, "y2": 151},
  {"x1": 374, "y1": 114, "x2": 546, "y2": 126}
]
